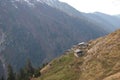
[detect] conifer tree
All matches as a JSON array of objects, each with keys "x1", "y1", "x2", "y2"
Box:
[
  {"x1": 0, "y1": 76, "x2": 4, "y2": 80},
  {"x1": 7, "y1": 64, "x2": 15, "y2": 80},
  {"x1": 34, "y1": 68, "x2": 41, "y2": 77},
  {"x1": 23, "y1": 59, "x2": 35, "y2": 80},
  {"x1": 25, "y1": 59, "x2": 34, "y2": 77},
  {"x1": 16, "y1": 68, "x2": 26, "y2": 80}
]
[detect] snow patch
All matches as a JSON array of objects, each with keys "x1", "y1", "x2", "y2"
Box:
[
  {"x1": 24, "y1": 0, "x2": 35, "y2": 7},
  {"x1": 11, "y1": 0, "x2": 18, "y2": 8}
]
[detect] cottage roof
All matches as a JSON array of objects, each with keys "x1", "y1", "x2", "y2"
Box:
[
  {"x1": 78, "y1": 42, "x2": 86, "y2": 45},
  {"x1": 74, "y1": 49, "x2": 82, "y2": 53}
]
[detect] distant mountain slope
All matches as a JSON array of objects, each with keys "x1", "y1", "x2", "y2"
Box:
[
  {"x1": 83, "y1": 12, "x2": 120, "y2": 32},
  {"x1": 0, "y1": 0, "x2": 107, "y2": 73},
  {"x1": 36, "y1": 29, "x2": 120, "y2": 80},
  {"x1": 43, "y1": 0, "x2": 120, "y2": 32}
]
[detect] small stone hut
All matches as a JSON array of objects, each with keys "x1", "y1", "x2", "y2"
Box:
[
  {"x1": 78, "y1": 42, "x2": 88, "y2": 48},
  {"x1": 74, "y1": 49, "x2": 84, "y2": 57}
]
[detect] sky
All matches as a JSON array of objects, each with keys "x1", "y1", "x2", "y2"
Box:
[{"x1": 59, "y1": 0, "x2": 120, "y2": 15}]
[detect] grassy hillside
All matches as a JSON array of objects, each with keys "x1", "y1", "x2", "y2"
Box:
[{"x1": 34, "y1": 29, "x2": 120, "y2": 80}]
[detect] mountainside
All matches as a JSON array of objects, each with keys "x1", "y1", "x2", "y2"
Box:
[
  {"x1": 83, "y1": 12, "x2": 120, "y2": 32},
  {"x1": 0, "y1": 0, "x2": 108, "y2": 76},
  {"x1": 44, "y1": 0, "x2": 120, "y2": 32},
  {"x1": 35, "y1": 29, "x2": 120, "y2": 80},
  {"x1": 46, "y1": 0, "x2": 120, "y2": 32}
]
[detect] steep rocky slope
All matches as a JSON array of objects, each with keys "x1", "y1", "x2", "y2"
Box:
[{"x1": 35, "y1": 29, "x2": 120, "y2": 80}]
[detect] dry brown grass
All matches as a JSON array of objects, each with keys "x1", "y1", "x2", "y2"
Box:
[{"x1": 103, "y1": 72, "x2": 120, "y2": 80}]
